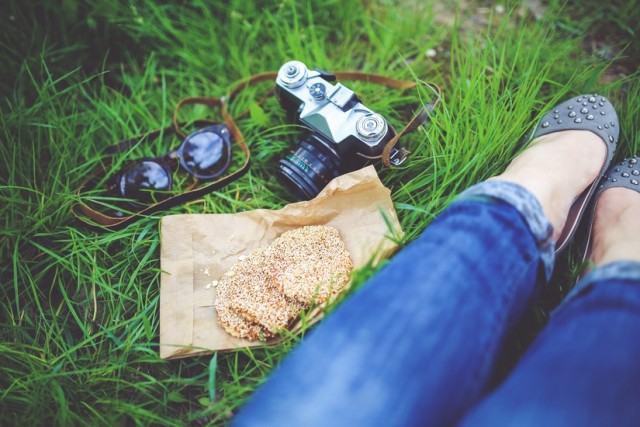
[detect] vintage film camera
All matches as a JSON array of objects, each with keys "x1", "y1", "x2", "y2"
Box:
[{"x1": 275, "y1": 60, "x2": 402, "y2": 200}]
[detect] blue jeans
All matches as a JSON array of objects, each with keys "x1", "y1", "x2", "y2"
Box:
[{"x1": 232, "y1": 181, "x2": 640, "y2": 427}]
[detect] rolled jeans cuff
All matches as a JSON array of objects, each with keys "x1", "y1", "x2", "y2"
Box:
[
  {"x1": 458, "y1": 180, "x2": 555, "y2": 281},
  {"x1": 566, "y1": 261, "x2": 640, "y2": 302}
]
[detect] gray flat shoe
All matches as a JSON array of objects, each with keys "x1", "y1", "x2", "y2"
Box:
[
  {"x1": 581, "y1": 155, "x2": 640, "y2": 263},
  {"x1": 529, "y1": 94, "x2": 620, "y2": 253}
]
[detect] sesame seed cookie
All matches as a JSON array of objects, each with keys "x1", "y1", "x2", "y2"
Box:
[{"x1": 214, "y1": 226, "x2": 353, "y2": 340}]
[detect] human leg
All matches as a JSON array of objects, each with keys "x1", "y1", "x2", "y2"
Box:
[
  {"x1": 489, "y1": 130, "x2": 605, "y2": 244},
  {"x1": 590, "y1": 187, "x2": 640, "y2": 266},
  {"x1": 460, "y1": 157, "x2": 640, "y2": 427},
  {"x1": 233, "y1": 185, "x2": 551, "y2": 427},
  {"x1": 231, "y1": 98, "x2": 613, "y2": 427}
]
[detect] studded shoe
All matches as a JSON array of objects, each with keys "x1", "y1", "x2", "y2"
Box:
[
  {"x1": 528, "y1": 94, "x2": 620, "y2": 253},
  {"x1": 580, "y1": 156, "x2": 640, "y2": 263}
]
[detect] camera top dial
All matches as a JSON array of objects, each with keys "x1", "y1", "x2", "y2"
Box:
[
  {"x1": 277, "y1": 60, "x2": 308, "y2": 88},
  {"x1": 356, "y1": 113, "x2": 388, "y2": 142}
]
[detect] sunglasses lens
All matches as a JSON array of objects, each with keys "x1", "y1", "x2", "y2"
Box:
[
  {"x1": 118, "y1": 160, "x2": 171, "y2": 202},
  {"x1": 181, "y1": 129, "x2": 230, "y2": 178}
]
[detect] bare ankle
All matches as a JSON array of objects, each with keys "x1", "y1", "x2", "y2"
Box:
[
  {"x1": 493, "y1": 130, "x2": 605, "y2": 242},
  {"x1": 591, "y1": 188, "x2": 640, "y2": 267}
]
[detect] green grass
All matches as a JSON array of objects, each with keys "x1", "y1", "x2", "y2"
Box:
[{"x1": 1, "y1": 0, "x2": 639, "y2": 425}]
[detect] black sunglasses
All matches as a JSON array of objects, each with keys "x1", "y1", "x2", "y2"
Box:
[{"x1": 108, "y1": 123, "x2": 232, "y2": 206}]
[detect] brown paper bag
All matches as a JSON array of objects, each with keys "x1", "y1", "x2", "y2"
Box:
[{"x1": 159, "y1": 166, "x2": 403, "y2": 359}]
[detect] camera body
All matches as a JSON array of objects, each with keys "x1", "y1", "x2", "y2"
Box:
[{"x1": 274, "y1": 60, "x2": 396, "y2": 200}]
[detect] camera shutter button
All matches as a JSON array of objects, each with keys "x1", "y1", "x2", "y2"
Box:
[{"x1": 285, "y1": 65, "x2": 298, "y2": 77}]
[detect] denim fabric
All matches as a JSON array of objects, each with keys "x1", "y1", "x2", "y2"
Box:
[
  {"x1": 460, "y1": 261, "x2": 640, "y2": 427},
  {"x1": 459, "y1": 180, "x2": 555, "y2": 280},
  {"x1": 565, "y1": 261, "x2": 640, "y2": 305},
  {"x1": 232, "y1": 184, "x2": 640, "y2": 427}
]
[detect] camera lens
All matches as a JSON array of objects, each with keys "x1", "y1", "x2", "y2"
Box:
[{"x1": 277, "y1": 135, "x2": 342, "y2": 200}]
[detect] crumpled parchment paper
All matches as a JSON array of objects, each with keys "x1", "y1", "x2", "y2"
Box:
[{"x1": 159, "y1": 165, "x2": 403, "y2": 359}]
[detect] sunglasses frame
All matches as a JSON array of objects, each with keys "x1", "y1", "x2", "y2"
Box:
[
  {"x1": 72, "y1": 97, "x2": 252, "y2": 230},
  {"x1": 168, "y1": 123, "x2": 232, "y2": 180},
  {"x1": 107, "y1": 123, "x2": 233, "y2": 208}
]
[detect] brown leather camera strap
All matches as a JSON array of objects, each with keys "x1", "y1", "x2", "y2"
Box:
[
  {"x1": 72, "y1": 97, "x2": 251, "y2": 230},
  {"x1": 337, "y1": 72, "x2": 440, "y2": 167},
  {"x1": 72, "y1": 68, "x2": 440, "y2": 230}
]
